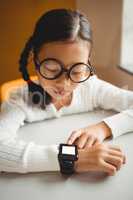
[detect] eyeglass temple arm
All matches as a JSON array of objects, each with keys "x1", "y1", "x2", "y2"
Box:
[
  {"x1": 33, "y1": 57, "x2": 40, "y2": 69},
  {"x1": 88, "y1": 59, "x2": 96, "y2": 75}
]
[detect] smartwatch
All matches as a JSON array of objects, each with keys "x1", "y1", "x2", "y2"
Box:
[{"x1": 58, "y1": 143, "x2": 78, "y2": 175}]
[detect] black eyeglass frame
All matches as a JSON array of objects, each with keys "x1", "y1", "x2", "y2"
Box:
[{"x1": 34, "y1": 57, "x2": 95, "y2": 83}]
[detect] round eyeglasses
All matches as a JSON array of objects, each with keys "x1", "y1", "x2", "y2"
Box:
[{"x1": 34, "y1": 57, "x2": 95, "y2": 83}]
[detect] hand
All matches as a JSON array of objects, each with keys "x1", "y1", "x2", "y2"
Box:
[
  {"x1": 74, "y1": 143, "x2": 126, "y2": 175},
  {"x1": 67, "y1": 122, "x2": 112, "y2": 148}
]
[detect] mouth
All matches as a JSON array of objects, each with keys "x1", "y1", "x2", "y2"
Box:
[{"x1": 53, "y1": 88, "x2": 70, "y2": 96}]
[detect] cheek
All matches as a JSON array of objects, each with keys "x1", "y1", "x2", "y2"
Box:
[
  {"x1": 37, "y1": 76, "x2": 52, "y2": 89},
  {"x1": 38, "y1": 74, "x2": 79, "y2": 92},
  {"x1": 40, "y1": 79, "x2": 54, "y2": 90},
  {"x1": 56, "y1": 81, "x2": 78, "y2": 90}
]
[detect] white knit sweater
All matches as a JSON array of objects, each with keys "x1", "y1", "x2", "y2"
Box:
[{"x1": 0, "y1": 75, "x2": 133, "y2": 173}]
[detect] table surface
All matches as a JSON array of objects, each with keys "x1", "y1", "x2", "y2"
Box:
[{"x1": 0, "y1": 109, "x2": 133, "y2": 200}]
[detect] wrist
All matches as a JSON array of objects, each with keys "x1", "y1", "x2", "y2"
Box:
[
  {"x1": 101, "y1": 121, "x2": 112, "y2": 139},
  {"x1": 74, "y1": 149, "x2": 81, "y2": 172},
  {"x1": 74, "y1": 149, "x2": 85, "y2": 173}
]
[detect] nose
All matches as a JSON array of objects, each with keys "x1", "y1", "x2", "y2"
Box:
[{"x1": 56, "y1": 71, "x2": 70, "y2": 84}]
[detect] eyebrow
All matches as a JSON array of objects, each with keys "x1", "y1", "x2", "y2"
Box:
[{"x1": 39, "y1": 57, "x2": 87, "y2": 68}]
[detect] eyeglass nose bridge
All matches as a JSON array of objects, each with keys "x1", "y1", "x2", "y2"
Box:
[{"x1": 59, "y1": 67, "x2": 70, "y2": 79}]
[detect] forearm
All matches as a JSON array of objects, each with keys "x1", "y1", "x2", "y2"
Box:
[
  {"x1": 0, "y1": 139, "x2": 59, "y2": 173},
  {"x1": 103, "y1": 112, "x2": 133, "y2": 138}
]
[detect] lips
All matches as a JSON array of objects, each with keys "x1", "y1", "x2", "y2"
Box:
[{"x1": 54, "y1": 88, "x2": 69, "y2": 95}]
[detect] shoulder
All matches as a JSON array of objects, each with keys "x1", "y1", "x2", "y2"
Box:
[
  {"x1": 83, "y1": 75, "x2": 114, "y2": 90},
  {"x1": 7, "y1": 83, "x2": 28, "y2": 105},
  {"x1": 6, "y1": 79, "x2": 40, "y2": 106},
  {"x1": 0, "y1": 80, "x2": 48, "y2": 123},
  {"x1": 0, "y1": 83, "x2": 28, "y2": 115}
]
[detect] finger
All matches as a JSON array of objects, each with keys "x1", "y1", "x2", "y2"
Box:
[
  {"x1": 109, "y1": 146, "x2": 125, "y2": 162},
  {"x1": 108, "y1": 149, "x2": 125, "y2": 164},
  {"x1": 73, "y1": 138, "x2": 80, "y2": 145},
  {"x1": 67, "y1": 130, "x2": 82, "y2": 144},
  {"x1": 108, "y1": 145, "x2": 122, "y2": 153},
  {"x1": 102, "y1": 160, "x2": 117, "y2": 176},
  {"x1": 84, "y1": 137, "x2": 95, "y2": 149},
  {"x1": 93, "y1": 139, "x2": 101, "y2": 146},
  {"x1": 76, "y1": 134, "x2": 88, "y2": 149},
  {"x1": 105, "y1": 155, "x2": 123, "y2": 171}
]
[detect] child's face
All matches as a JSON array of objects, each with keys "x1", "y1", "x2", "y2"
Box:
[{"x1": 36, "y1": 40, "x2": 91, "y2": 101}]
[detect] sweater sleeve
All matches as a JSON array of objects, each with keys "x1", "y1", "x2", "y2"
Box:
[
  {"x1": 91, "y1": 75, "x2": 133, "y2": 138},
  {"x1": 0, "y1": 99, "x2": 59, "y2": 173}
]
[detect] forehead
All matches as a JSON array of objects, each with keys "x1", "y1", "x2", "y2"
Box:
[{"x1": 37, "y1": 40, "x2": 91, "y2": 64}]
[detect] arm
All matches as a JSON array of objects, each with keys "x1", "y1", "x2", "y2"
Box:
[
  {"x1": 0, "y1": 99, "x2": 59, "y2": 173},
  {"x1": 91, "y1": 75, "x2": 133, "y2": 138}
]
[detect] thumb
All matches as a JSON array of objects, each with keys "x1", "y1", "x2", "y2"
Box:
[{"x1": 67, "y1": 129, "x2": 82, "y2": 144}]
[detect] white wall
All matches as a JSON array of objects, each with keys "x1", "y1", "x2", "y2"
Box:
[
  {"x1": 76, "y1": 0, "x2": 122, "y2": 69},
  {"x1": 120, "y1": 0, "x2": 133, "y2": 73}
]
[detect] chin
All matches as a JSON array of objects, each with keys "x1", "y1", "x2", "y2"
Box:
[
  {"x1": 52, "y1": 92, "x2": 68, "y2": 99},
  {"x1": 53, "y1": 90, "x2": 71, "y2": 100}
]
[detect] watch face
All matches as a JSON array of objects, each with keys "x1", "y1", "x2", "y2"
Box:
[
  {"x1": 62, "y1": 146, "x2": 75, "y2": 155},
  {"x1": 58, "y1": 144, "x2": 78, "y2": 161}
]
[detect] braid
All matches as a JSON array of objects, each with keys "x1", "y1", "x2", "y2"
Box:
[
  {"x1": 18, "y1": 36, "x2": 51, "y2": 109},
  {"x1": 19, "y1": 36, "x2": 33, "y2": 81}
]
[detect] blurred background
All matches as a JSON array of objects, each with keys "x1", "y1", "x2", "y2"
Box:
[{"x1": 0, "y1": 0, "x2": 132, "y2": 91}]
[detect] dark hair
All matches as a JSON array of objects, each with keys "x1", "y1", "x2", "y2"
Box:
[{"x1": 19, "y1": 8, "x2": 92, "y2": 109}]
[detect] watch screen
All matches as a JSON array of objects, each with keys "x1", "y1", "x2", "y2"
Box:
[{"x1": 62, "y1": 146, "x2": 75, "y2": 155}]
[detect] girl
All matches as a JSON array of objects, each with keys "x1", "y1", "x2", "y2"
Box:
[{"x1": 0, "y1": 9, "x2": 132, "y2": 175}]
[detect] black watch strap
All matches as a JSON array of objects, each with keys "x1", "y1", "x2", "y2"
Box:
[{"x1": 59, "y1": 160, "x2": 75, "y2": 175}]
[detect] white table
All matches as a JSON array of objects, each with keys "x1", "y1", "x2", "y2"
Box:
[{"x1": 0, "y1": 109, "x2": 133, "y2": 200}]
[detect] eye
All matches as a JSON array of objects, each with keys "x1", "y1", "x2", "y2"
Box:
[
  {"x1": 40, "y1": 60, "x2": 61, "y2": 73},
  {"x1": 72, "y1": 71, "x2": 81, "y2": 74},
  {"x1": 45, "y1": 67, "x2": 59, "y2": 73}
]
